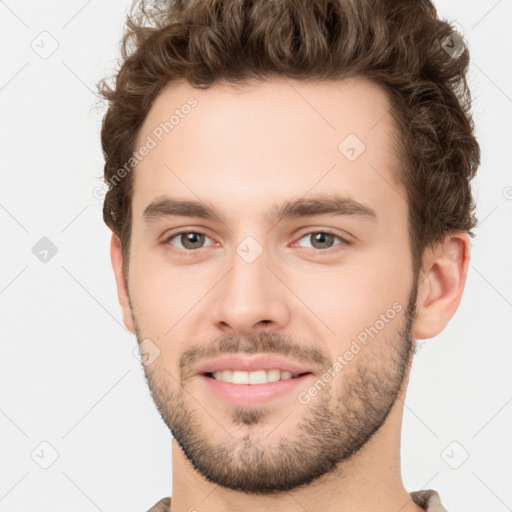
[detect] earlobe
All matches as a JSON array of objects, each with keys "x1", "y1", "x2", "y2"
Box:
[
  {"x1": 413, "y1": 233, "x2": 471, "y2": 340},
  {"x1": 110, "y1": 233, "x2": 135, "y2": 333}
]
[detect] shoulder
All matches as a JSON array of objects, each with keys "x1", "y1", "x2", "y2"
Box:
[
  {"x1": 410, "y1": 489, "x2": 449, "y2": 512},
  {"x1": 145, "y1": 496, "x2": 171, "y2": 512}
]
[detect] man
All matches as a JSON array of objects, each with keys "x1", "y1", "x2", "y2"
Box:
[{"x1": 97, "y1": 0, "x2": 480, "y2": 510}]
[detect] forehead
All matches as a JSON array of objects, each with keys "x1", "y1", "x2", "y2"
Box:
[{"x1": 131, "y1": 77, "x2": 406, "y2": 225}]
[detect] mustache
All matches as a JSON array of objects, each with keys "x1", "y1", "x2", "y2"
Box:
[{"x1": 179, "y1": 332, "x2": 330, "y2": 377}]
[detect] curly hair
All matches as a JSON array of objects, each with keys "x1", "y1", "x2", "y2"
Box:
[{"x1": 96, "y1": 0, "x2": 480, "y2": 276}]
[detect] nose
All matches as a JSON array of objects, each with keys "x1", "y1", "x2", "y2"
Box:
[{"x1": 210, "y1": 241, "x2": 291, "y2": 336}]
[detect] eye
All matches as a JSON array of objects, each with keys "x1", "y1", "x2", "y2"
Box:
[
  {"x1": 295, "y1": 230, "x2": 349, "y2": 251},
  {"x1": 164, "y1": 230, "x2": 215, "y2": 252},
  {"x1": 163, "y1": 229, "x2": 350, "y2": 256}
]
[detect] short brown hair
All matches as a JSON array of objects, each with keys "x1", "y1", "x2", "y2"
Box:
[{"x1": 97, "y1": 0, "x2": 480, "y2": 276}]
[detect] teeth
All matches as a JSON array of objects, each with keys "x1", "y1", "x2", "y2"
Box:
[{"x1": 212, "y1": 369, "x2": 300, "y2": 384}]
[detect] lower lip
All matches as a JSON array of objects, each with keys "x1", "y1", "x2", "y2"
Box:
[{"x1": 197, "y1": 373, "x2": 314, "y2": 407}]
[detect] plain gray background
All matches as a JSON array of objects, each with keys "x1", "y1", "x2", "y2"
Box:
[{"x1": 1, "y1": 1, "x2": 511, "y2": 511}]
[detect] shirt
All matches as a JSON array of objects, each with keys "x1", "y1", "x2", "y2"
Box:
[{"x1": 145, "y1": 489, "x2": 448, "y2": 511}]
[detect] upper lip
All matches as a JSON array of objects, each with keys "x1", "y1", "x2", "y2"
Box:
[{"x1": 194, "y1": 354, "x2": 314, "y2": 376}]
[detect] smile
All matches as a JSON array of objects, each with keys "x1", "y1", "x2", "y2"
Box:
[{"x1": 206, "y1": 369, "x2": 310, "y2": 384}]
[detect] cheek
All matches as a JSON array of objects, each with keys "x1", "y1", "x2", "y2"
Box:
[
  {"x1": 288, "y1": 218, "x2": 410, "y2": 319},
  {"x1": 128, "y1": 246, "x2": 216, "y2": 341},
  {"x1": 128, "y1": 248, "x2": 175, "y2": 329},
  {"x1": 301, "y1": 257, "x2": 409, "y2": 345}
]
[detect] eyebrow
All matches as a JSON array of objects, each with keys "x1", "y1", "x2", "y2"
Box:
[{"x1": 143, "y1": 193, "x2": 378, "y2": 226}]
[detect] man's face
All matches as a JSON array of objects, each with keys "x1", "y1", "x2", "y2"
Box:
[{"x1": 124, "y1": 77, "x2": 419, "y2": 492}]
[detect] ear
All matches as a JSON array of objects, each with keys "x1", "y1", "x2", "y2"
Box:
[
  {"x1": 413, "y1": 232, "x2": 471, "y2": 340},
  {"x1": 110, "y1": 233, "x2": 135, "y2": 333}
]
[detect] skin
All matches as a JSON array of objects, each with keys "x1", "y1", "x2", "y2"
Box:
[{"x1": 111, "y1": 76, "x2": 470, "y2": 512}]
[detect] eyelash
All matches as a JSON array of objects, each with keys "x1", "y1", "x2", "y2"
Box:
[{"x1": 162, "y1": 229, "x2": 351, "y2": 256}]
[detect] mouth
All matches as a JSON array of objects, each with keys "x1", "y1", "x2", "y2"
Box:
[
  {"x1": 194, "y1": 354, "x2": 316, "y2": 406},
  {"x1": 194, "y1": 354, "x2": 315, "y2": 380},
  {"x1": 198, "y1": 371, "x2": 315, "y2": 407},
  {"x1": 203, "y1": 369, "x2": 313, "y2": 384}
]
